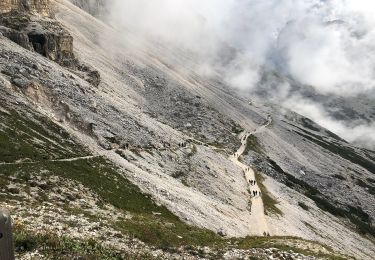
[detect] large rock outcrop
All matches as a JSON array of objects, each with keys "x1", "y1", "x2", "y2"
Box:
[
  {"x1": 0, "y1": 0, "x2": 52, "y2": 17},
  {"x1": 0, "y1": 15, "x2": 74, "y2": 65},
  {"x1": 0, "y1": 0, "x2": 100, "y2": 86}
]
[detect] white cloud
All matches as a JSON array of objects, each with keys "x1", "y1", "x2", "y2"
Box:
[
  {"x1": 283, "y1": 96, "x2": 375, "y2": 149},
  {"x1": 106, "y1": 0, "x2": 375, "y2": 148}
]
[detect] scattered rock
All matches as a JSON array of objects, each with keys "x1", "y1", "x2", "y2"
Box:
[{"x1": 12, "y1": 77, "x2": 30, "y2": 89}]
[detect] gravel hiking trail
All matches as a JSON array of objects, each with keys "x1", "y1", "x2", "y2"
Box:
[{"x1": 231, "y1": 117, "x2": 272, "y2": 235}]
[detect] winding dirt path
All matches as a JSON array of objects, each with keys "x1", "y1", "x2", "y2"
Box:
[
  {"x1": 230, "y1": 117, "x2": 272, "y2": 235},
  {"x1": 0, "y1": 155, "x2": 96, "y2": 166}
]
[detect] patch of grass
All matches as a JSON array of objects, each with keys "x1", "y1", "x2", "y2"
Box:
[
  {"x1": 287, "y1": 119, "x2": 347, "y2": 143},
  {"x1": 298, "y1": 202, "x2": 309, "y2": 211},
  {"x1": 0, "y1": 107, "x2": 87, "y2": 163},
  {"x1": 268, "y1": 158, "x2": 375, "y2": 236},
  {"x1": 287, "y1": 170, "x2": 375, "y2": 236},
  {"x1": 254, "y1": 170, "x2": 283, "y2": 216},
  {"x1": 244, "y1": 135, "x2": 264, "y2": 156},
  {"x1": 14, "y1": 225, "x2": 154, "y2": 259},
  {"x1": 181, "y1": 179, "x2": 191, "y2": 187},
  {"x1": 231, "y1": 125, "x2": 244, "y2": 135},
  {"x1": 294, "y1": 130, "x2": 375, "y2": 174},
  {"x1": 208, "y1": 141, "x2": 225, "y2": 149},
  {"x1": 233, "y1": 236, "x2": 347, "y2": 260},
  {"x1": 0, "y1": 104, "x2": 353, "y2": 258},
  {"x1": 299, "y1": 118, "x2": 321, "y2": 132},
  {"x1": 0, "y1": 158, "x2": 222, "y2": 249},
  {"x1": 356, "y1": 179, "x2": 375, "y2": 194},
  {"x1": 172, "y1": 171, "x2": 185, "y2": 178}
]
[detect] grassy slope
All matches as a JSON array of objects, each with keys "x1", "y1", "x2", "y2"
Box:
[{"x1": 0, "y1": 106, "x2": 346, "y2": 259}]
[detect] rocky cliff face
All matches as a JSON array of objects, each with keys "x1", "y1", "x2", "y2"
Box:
[
  {"x1": 0, "y1": 0, "x2": 71, "y2": 64},
  {"x1": 0, "y1": 0, "x2": 51, "y2": 17},
  {"x1": 0, "y1": 0, "x2": 100, "y2": 86}
]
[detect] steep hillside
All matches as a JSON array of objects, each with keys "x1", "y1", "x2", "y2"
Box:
[{"x1": 1, "y1": 0, "x2": 374, "y2": 259}]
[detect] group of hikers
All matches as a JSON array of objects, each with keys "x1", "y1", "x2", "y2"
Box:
[
  {"x1": 162, "y1": 141, "x2": 189, "y2": 149},
  {"x1": 249, "y1": 179, "x2": 257, "y2": 186},
  {"x1": 122, "y1": 140, "x2": 189, "y2": 151},
  {"x1": 178, "y1": 142, "x2": 187, "y2": 148},
  {"x1": 252, "y1": 190, "x2": 261, "y2": 197}
]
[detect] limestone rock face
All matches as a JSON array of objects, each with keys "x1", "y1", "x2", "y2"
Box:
[
  {"x1": 0, "y1": 0, "x2": 19, "y2": 14},
  {"x1": 0, "y1": 0, "x2": 101, "y2": 87},
  {"x1": 0, "y1": 0, "x2": 52, "y2": 17},
  {"x1": 0, "y1": 25, "x2": 33, "y2": 51},
  {"x1": 26, "y1": 20, "x2": 75, "y2": 64}
]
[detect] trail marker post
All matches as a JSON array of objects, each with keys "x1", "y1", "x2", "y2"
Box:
[{"x1": 0, "y1": 209, "x2": 15, "y2": 260}]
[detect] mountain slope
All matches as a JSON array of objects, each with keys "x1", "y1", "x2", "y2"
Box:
[{"x1": 0, "y1": 0, "x2": 374, "y2": 259}]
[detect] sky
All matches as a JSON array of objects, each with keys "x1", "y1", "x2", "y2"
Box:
[{"x1": 107, "y1": 0, "x2": 375, "y2": 148}]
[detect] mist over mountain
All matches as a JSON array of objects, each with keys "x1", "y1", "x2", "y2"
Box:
[
  {"x1": 1, "y1": 0, "x2": 375, "y2": 259},
  {"x1": 106, "y1": 0, "x2": 375, "y2": 149}
]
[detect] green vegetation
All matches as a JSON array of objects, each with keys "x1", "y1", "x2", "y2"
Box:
[
  {"x1": 171, "y1": 170, "x2": 185, "y2": 178},
  {"x1": 254, "y1": 170, "x2": 283, "y2": 216},
  {"x1": 294, "y1": 130, "x2": 375, "y2": 174},
  {"x1": 298, "y1": 202, "x2": 309, "y2": 211},
  {"x1": 0, "y1": 105, "x2": 347, "y2": 259},
  {"x1": 207, "y1": 141, "x2": 225, "y2": 149},
  {"x1": 0, "y1": 108, "x2": 87, "y2": 163},
  {"x1": 14, "y1": 225, "x2": 154, "y2": 259},
  {"x1": 0, "y1": 157, "x2": 223, "y2": 249},
  {"x1": 267, "y1": 158, "x2": 375, "y2": 236},
  {"x1": 356, "y1": 179, "x2": 375, "y2": 195},
  {"x1": 244, "y1": 135, "x2": 264, "y2": 156},
  {"x1": 289, "y1": 118, "x2": 347, "y2": 143},
  {"x1": 299, "y1": 118, "x2": 321, "y2": 132},
  {"x1": 231, "y1": 125, "x2": 244, "y2": 135},
  {"x1": 232, "y1": 236, "x2": 347, "y2": 260}
]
